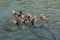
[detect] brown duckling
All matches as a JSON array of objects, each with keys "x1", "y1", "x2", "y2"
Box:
[
  {"x1": 9, "y1": 20, "x2": 17, "y2": 25},
  {"x1": 40, "y1": 14, "x2": 49, "y2": 21},
  {"x1": 26, "y1": 12, "x2": 32, "y2": 20},
  {"x1": 31, "y1": 15, "x2": 37, "y2": 25}
]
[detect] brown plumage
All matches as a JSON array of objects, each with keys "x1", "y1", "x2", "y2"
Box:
[
  {"x1": 26, "y1": 12, "x2": 32, "y2": 20},
  {"x1": 40, "y1": 14, "x2": 49, "y2": 21},
  {"x1": 9, "y1": 20, "x2": 17, "y2": 25},
  {"x1": 31, "y1": 15, "x2": 37, "y2": 25}
]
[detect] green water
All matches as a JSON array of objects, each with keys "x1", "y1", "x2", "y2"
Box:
[{"x1": 0, "y1": 0, "x2": 60, "y2": 40}]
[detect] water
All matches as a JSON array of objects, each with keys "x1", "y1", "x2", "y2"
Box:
[{"x1": 0, "y1": 0, "x2": 60, "y2": 40}]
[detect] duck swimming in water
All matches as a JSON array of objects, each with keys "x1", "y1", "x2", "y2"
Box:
[
  {"x1": 26, "y1": 12, "x2": 32, "y2": 20},
  {"x1": 40, "y1": 14, "x2": 49, "y2": 21},
  {"x1": 31, "y1": 15, "x2": 37, "y2": 25},
  {"x1": 9, "y1": 20, "x2": 17, "y2": 25}
]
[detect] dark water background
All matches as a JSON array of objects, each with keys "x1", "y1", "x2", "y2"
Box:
[{"x1": 0, "y1": 0, "x2": 60, "y2": 40}]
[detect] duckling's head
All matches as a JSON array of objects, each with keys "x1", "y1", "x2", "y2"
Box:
[
  {"x1": 40, "y1": 14, "x2": 45, "y2": 19},
  {"x1": 32, "y1": 15, "x2": 37, "y2": 20},
  {"x1": 26, "y1": 12, "x2": 32, "y2": 17},
  {"x1": 31, "y1": 18, "x2": 36, "y2": 25},
  {"x1": 26, "y1": 12, "x2": 32, "y2": 20},
  {"x1": 13, "y1": 13, "x2": 18, "y2": 18},
  {"x1": 14, "y1": 13, "x2": 18, "y2": 15},
  {"x1": 32, "y1": 18, "x2": 35, "y2": 21}
]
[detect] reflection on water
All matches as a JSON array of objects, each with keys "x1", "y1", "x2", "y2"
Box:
[{"x1": 0, "y1": 0, "x2": 60, "y2": 40}]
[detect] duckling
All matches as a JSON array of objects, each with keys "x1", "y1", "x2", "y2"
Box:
[
  {"x1": 26, "y1": 12, "x2": 32, "y2": 20},
  {"x1": 9, "y1": 20, "x2": 17, "y2": 25},
  {"x1": 40, "y1": 14, "x2": 49, "y2": 21},
  {"x1": 31, "y1": 15, "x2": 37, "y2": 25}
]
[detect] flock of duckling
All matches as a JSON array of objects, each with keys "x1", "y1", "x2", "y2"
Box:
[{"x1": 9, "y1": 10, "x2": 49, "y2": 26}]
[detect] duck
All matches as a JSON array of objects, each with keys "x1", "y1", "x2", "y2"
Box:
[
  {"x1": 40, "y1": 14, "x2": 49, "y2": 21},
  {"x1": 9, "y1": 20, "x2": 17, "y2": 25},
  {"x1": 26, "y1": 12, "x2": 32, "y2": 20},
  {"x1": 31, "y1": 15, "x2": 37, "y2": 25}
]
